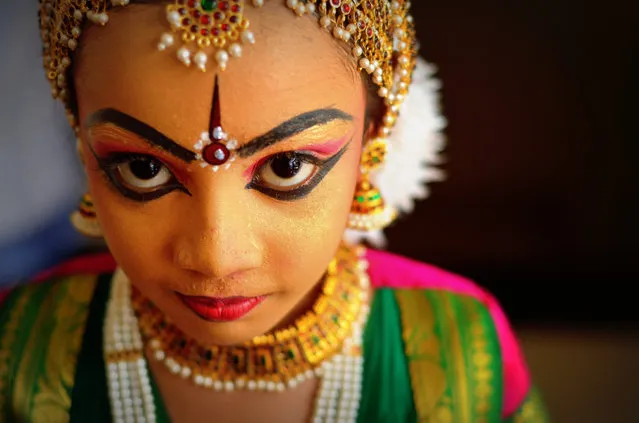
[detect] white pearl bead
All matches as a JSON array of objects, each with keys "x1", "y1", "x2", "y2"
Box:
[
  {"x1": 177, "y1": 47, "x2": 191, "y2": 66},
  {"x1": 241, "y1": 30, "x2": 255, "y2": 44},
  {"x1": 167, "y1": 10, "x2": 181, "y2": 26},
  {"x1": 161, "y1": 33, "x2": 174, "y2": 46},
  {"x1": 306, "y1": 3, "x2": 316, "y2": 13},
  {"x1": 359, "y1": 58, "x2": 370, "y2": 69},
  {"x1": 228, "y1": 43, "x2": 242, "y2": 58},
  {"x1": 252, "y1": 0, "x2": 264, "y2": 6},
  {"x1": 320, "y1": 15, "x2": 331, "y2": 28},
  {"x1": 295, "y1": 3, "x2": 306, "y2": 15},
  {"x1": 180, "y1": 366, "x2": 191, "y2": 378},
  {"x1": 286, "y1": 0, "x2": 297, "y2": 8},
  {"x1": 194, "y1": 51, "x2": 208, "y2": 70},
  {"x1": 215, "y1": 50, "x2": 229, "y2": 64},
  {"x1": 353, "y1": 46, "x2": 363, "y2": 57}
]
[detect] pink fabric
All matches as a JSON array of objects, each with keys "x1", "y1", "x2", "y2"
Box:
[
  {"x1": 366, "y1": 248, "x2": 531, "y2": 418},
  {"x1": 0, "y1": 253, "x2": 117, "y2": 305}
]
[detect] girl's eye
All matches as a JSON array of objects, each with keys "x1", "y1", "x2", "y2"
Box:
[
  {"x1": 256, "y1": 153, "x2": 318, "y2": 190},
  {"x1": 117, "y1": 156, "x2": 172, "y2": 190}
]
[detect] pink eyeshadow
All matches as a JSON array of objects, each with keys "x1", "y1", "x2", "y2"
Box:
[{"x1": 300, "y1": 135, "x2": 350, "y2": 156}]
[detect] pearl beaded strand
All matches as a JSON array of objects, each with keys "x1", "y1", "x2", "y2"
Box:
[{"x1": 104, "y1": 269, "x2": 156, "y2": 423}]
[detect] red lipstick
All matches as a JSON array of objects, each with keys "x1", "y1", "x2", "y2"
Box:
[{"x1": 178, "y1": 294, "x2": 266, "y2": 322}]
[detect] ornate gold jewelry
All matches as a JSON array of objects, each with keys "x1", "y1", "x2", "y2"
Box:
[
  {"x1": 70, "y1": 193, "x2": 102, "y2": 237},
  {"x1": 348, "y1": 137, "x2": 396, "y2": 230},
  {"x1": 160, "y1": 0, "x2": 262, "y2": 71},
  {"x1": 128, "y1": 244, "x2": 368, "y2": 391},
  {"x1": 40, "y1": 0, "x2": 417, "y2": 142}
]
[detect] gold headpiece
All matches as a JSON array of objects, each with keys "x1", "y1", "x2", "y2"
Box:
[{"x1": 39, "y1": 0, "x2": 417, "y2": 139}]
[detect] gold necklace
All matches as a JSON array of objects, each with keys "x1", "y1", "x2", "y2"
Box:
[{"x1": 132, "y1": 245, "x2": 367, "y2": 391}]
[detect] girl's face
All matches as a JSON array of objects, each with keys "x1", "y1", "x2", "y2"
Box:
[{"x1": 74, "y1": 2, "x2": 368, "y2": 345}]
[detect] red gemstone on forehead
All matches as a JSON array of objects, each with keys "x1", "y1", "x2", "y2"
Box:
[
  {"x1": 182, "y1": 18, "x2": 192, "y2": 26},
  {"x1": 201, "y1": 15, "x2": 211, "y2": 24},
  {"x1": 219, "y1": 1, "x2": 229, "y2": 11},
  {"x1": 187, "y1": 0, "x2": 196, "y2": 7},
  {"x1": 221, "y1": 23, "x2": 229, "y2": 31},
  {"x1": 178, "y1": 7, "x2": 187, "y2": 15},
  {"x1": 358, "y1": 20, "x2": 366, "y2": 30},
  {"x1": 201, "y1": 28, "x2": 210, "y2": 35},
  {"x1": 192, "y1": 9, "x2": 201, "y2": 18},
  {"x1": 229, "y1": 15, "x2": 238, "y2": 23},
  {"x1": 203, "y1": 143, "x2": 230, "y2": 166},
  {"x1": 231, "y1": 4, "x2": 240, "y2": 12},
  {"x1": 342, "y1": 4, "x2": 351, "y2": 13},
  {"x1": 212, "y1": 27, "x2": 220, "y2": 36},
  {"x1": 366, "y1": 28, "x2": 373, "y2": 37},
  {"x1": 330, "y1": 0, "x2": 341, "y2": 6},
  {"x1": 214, "y1": 11, "x2": 223, "y2": 20}
]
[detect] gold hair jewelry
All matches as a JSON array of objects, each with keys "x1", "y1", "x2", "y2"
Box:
[
  {"x1": 160, "y1": 0, "x2": 262, "y2": 71},
  {"x1": 70, "y1": 193, "x2": 103, "y2": 237},
  {"x1": 122, "y1": 244, "x2": 368, "y2": 391},
  {"x1": 348, "y1": 137, "x2": 396, "y2": 230},
  {"x1": 40, "y1": 0, "x2": 417, "y2": 142}
]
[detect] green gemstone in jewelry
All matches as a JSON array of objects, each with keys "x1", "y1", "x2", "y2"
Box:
[
  {"x1": 357, "y1": 196, "x2": 365, "y2": 203},
  {"x1": 201, "y1": 0, "x2": 217, "y2": 11}
]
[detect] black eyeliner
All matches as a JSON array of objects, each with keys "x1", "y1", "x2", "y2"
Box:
[
  {"x1": 245, "y1": 140, "x2": 351, "y2": 201},
  {"x1": 88, "y1": 145, "x2": 190, "y2": 202}
]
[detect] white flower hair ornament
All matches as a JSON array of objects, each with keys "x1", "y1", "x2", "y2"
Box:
[{"x1": 344, "y1": 57, "x2": 448, "y2": 248}]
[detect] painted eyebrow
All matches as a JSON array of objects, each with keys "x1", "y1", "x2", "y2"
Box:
[
  {"x1": 236, "y1": 108, "x2": 353, "y2": 158},
  {"x1": 85, "y1": 107, "x2": 353, "y2": 162},
  {"x1": 85, "y1": 108, "x2": 197, "y2": 163}
]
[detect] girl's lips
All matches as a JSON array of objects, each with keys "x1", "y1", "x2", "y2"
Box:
[{"x1": 177, "y1": 294, "x2": 267, "y2": 322}]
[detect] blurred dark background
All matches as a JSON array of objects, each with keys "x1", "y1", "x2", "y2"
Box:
[
  {"x1": 386, "y1": 4, "x2": 639, "y2": 421},
  {"x1": 389, "y1": 1, "x2": 639, "y2": 325}
]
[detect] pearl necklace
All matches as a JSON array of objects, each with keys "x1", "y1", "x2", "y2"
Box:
[{"x1": 104, "y1": 248, "x2": 370, "y2": 423}]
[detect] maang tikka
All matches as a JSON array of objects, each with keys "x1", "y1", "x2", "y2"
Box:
[
  {"x1": 193, "y1": 76, "x2": 239, "y2": 171},
  {"x1": 159, "y1": 0, "x2": 263, "y2": 71}
]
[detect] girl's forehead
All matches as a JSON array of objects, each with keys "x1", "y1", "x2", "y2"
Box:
[{"x1": 74, "y1": 4, "x2": 365, "y2": 146}]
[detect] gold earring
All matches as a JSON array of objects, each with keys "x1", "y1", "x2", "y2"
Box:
[
  {"x1": 70, "y1": 193, "x2": 102, "y2": 238},
  {"x1": 348, "y1": 138, "x2": 397, "y2": 231}
]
